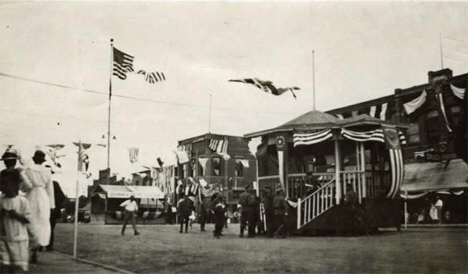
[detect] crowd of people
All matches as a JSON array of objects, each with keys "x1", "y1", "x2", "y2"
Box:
[
  {"x1": 0, "y1": 149, "x2": 65, "y2": 273},
  {"x1": 170, "y1": 183, "x2": 292, "y2": 240}
]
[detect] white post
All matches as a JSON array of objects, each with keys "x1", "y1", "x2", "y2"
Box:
[
  {"x1": 360, "y1": 142, "x2": 367, "y2": 198},
  {"x1": 73, "y1": 140, "x2": 82, "y2": 259},
  {"x1": 278, "y1": 150, "x2": 285, "y2": 193},
  {"x1": 334, "y1": 139, "x2": 341, "y2": 205},
  {"x1": 297, "y1": 198, "x2": 301, "y2": 229},
  {"x1": 404, "y1": 190, "x2": 408, "y2": 230}
]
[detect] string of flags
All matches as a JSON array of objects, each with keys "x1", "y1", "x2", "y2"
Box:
[
  {"x1": 113, "y1": 46, "x2": 166, "y2": 84},
  {"x1": 229, "y1": 78, "x2": 299, "y2": 99},
  {"x1": 175, "y1": 177, "x2": 218, "y2": 197}
]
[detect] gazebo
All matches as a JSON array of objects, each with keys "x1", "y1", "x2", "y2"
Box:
[{"x1": 245, "y1": 110, "x2": 409, "y2": 233}]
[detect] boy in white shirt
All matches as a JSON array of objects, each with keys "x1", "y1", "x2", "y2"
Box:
[{"x1": 120, "y1": 196, "x2": 140, "y2": 236}]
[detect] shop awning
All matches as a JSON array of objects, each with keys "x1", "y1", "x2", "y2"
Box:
[
  {"x1": 401, "y1": 159, "x2": 468, "y2": 193},
  {"x1": 98, "y1": 185, "x2": 165, "y2": 199}
]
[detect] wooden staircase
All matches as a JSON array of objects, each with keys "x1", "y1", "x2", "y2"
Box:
[{"x1": 296, "y1": 179, "x2": 336, "y2": 230}]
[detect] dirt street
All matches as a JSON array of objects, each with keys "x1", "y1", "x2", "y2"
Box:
[{"x1": 53, "y1": 223, "x2": 467, "y2": 273}]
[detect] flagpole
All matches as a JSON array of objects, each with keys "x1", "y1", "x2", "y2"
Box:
[
  {"x1": 208, "y1": 94, "x2": 212, "y2": 133},
  {"x1": 312, "y1": 50, "x2": 316, "y2": 110},
  {"x1": 439, "y1": 33, "x2": 444, "y2": 69},
  {"x1": 108, "y1": 38, "x2": 113, "y2": 177},
  {"x1": 73, "y1": 140, "x2": 82, "y2": 258}
]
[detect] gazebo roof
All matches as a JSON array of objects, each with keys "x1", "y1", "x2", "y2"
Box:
[{"x1": 244, "y1": 110, "x2": 408, "y2": 138}]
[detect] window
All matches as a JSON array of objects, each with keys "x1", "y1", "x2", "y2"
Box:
[
  {"x1": 235, "y1": 159, "x2": 244, "y2": 177},
  {"x1": 407, "y1": 123, "x2": 420, "y2": 145},
  {"x1": 212, "y1": 157, "x2": 221, "y2": 176},
  {"x1": 426, "y1": 110, "x2": 440, "y2": 145}
]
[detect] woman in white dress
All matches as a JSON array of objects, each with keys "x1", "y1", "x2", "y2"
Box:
[{"x1": 23, "y1": 150, "x2": 55, "y2": 263}]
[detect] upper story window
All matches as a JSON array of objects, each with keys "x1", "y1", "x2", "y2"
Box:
[
  {"x1": 235, "y1": 159, "x2": 244, "y2": 177},
  {"x1": 407, "y1": 123, "x2": 420, "y2": 145},
  {"x1": 426, "y1": 110, "x2": 440, "y2": 145},
  {"x1": 212, "y1": 157, "x2": 221, "y2": 176}
]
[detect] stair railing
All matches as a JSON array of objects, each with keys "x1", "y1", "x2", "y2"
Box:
[{"x1": 297, "y1": 178, "x2": 336, "y2": 230}]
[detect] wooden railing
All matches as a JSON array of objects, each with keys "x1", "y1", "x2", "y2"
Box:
[{"x1": 297, "y1": 179, "x2": 336, "y2": 230}]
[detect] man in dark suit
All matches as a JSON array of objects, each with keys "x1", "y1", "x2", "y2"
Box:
[{"x1": 46, "y1": 166, "x2": 66, "y2": 251}]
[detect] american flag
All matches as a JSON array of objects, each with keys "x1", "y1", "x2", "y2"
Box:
[
  {"x1": 113, "y1": 47, "x2": 134, "y2": 80},
  {"x1": 137, "y1": 70, "x2": 166, "y2": 84},
  {"x1": 229, "y1": 78, "x2": 299, "y2": 99}
]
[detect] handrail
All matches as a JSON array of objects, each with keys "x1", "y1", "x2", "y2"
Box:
[
  {"x1": 258, "y1": 175, "x2": 280, "y2": 180},
  {"x1": 297, "y1": 178, "x2": 336, "y2": 230}
]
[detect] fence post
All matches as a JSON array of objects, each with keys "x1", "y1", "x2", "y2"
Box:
[{"x1": 297, "y1": 198, "x2": 301, "y2": 229}]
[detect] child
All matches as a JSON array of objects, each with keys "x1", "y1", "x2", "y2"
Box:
[
  {"x1": 0, "y1": 169, "x2": 31, "y2": 273},
  {"x1": 188, "y1": 211, "x2": 196, "y2": 230}
]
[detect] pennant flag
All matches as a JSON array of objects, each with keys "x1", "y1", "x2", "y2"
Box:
[
  {"x1": 403, "y1": 90, "x2": 427, "y2": 115},
  {"x1": 77, "y1": 142, "x2": 89, "y2": 172},
  {"x1": 293, "y1": 129, "x2": 333, "y2": 147},
  {"x1": 128, "y1": 147, "x2": 139, "y2": 164},
  {"x1": 113, "y1": 47, "x2": 134, "y2": 80},
  {"x1": 137, "y1": 70, "x2": 166, "y2": 84},
  {"x1": 436, "y1": 92, "x2": 452, "y2": 132},
  {"x1": 209, "y1": 139, "x2": 230, "y2": 160},
  {"x1": 229, "y1": 78, "x2": 299, "y2": 99}
]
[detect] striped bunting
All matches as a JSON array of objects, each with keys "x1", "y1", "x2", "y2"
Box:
[
  {"x1": 137, "y1": 70, "x2": 166, "y2": 84},
  {"x1": 341, "y1": 128, "x2": 385, "y2": 143},
  {"x1": 293, "y1": 129, "x2": 333, "y2": 147},
  {"x1": 209, "y1": 139, "x2": 228, "y2": 154},
  {"x1": 387, "y1": 148, "x2": 404, "y2": 199},
  {"x1": 113, "y1": 47, "x2": 134, "y2": 80}
]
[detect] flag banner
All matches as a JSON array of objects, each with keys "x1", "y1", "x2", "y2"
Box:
[
  {"x1": 436, "y1": 92, "x2": 452, "y2": 132},
  {"x1": 239, "y1": 159, "x2": 250, "y2": 169},
  {"x1": 174, "y1": 150, "x2": 189, "y2": 164},
  {"x1": 380, "y1": 103, "x2": 387, "y2": 120},
  {"x1": 450, "y1": 84, "x2": 466, "y2": 99},
  {"x1": 113, "y1": 47, "x2": 134, "y2": 80},
  {"x1": 198, "y1": 158, "x2": 208, "y2": 172},
  {"x1": 229, "y1": 78, "x2": 299, "y2": 99},
  {"x1": 382, "y1": 126, "x2": 401, "y2": 150},
  {"x1": 128, "y1": 147, "x2": 139, "y2": 164},
  {"x1": 137, "y1": 70, "x2": 166, "y2": 84},
  {"x1": 341, "y1": 128, "x2": 385, "y2": 143},
  {"x1": 77, "y1": 143, "x2": 90, "y2": 172},
  {"x1": 199, "y1": 178, "x2": 208, "y2": 188},
  {"x1": 209, "y1": 139, "x2": 230, "y2": 159},
  {"x1": 403, "y1": 90, "x2": 427, "y2": 115},
  {"x1": 369, "y1": 106, "x2": 376, "y2": 118},
  {"x1": 293, "y1": 129, "x2": 333, "y2": 147},
  {"x1": 387, "y1": 148, "x2": 404, "y2": 199}
]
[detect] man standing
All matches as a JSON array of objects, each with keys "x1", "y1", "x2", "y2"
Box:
[
  {"x1": 238, "y1": 184, "x2": 254, "y2": 238},
  {"x1": 212, "y1": 195, "x2": 226, "y2": 238},
  {"x1": 177, "y1": 195, "x2": 193, "y2": 233},
  {"x1": 344, "y1": 184, "x2": 359, "y2": 235},
  {"x1": 273, "y1": 188, "x2": 288, "y2": 238},
  {"x1": 262, "y1": 187, "x2": 275, "y2": 237},
  {"x1": 45, "y1": 166, "x2": 66, "y2": 251},
  {"x1": 120, "y1": 195, "x2": 140, "y2": 236}
]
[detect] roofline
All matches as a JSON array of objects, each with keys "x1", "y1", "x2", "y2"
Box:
[{"x1": 179, "y1": 132, "x2": 246, "y2": 144}]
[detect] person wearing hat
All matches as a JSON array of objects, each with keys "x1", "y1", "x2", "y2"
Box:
[
  {"x1": 212, "y1": 194, "x2": 226, "y2": 239},
  {"x1": 177, "y1": 194, "x2": 194, "y2": 233},
  {"x1": 238, "y1": 183, "x2": 255, "y2": 238},
  {"x1": 273, "y1": 188, "x2": 288, "y2": 238},
  {"x1": 120, "y1": 195, "x2": 140, "y2": 236},
  {"x1": 23, "y1": 150, "x2": 55, "y2": 263}
]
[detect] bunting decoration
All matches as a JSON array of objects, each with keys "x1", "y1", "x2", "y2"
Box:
[
  {"x1": 341, "y1": 128, "x2": 385, "y2": 143},
  {"x1": 403, "y1": 90, "x2": 427, "y2": 115},
  {"x1": 450, "y1": 84, "x2": 466, "y2": 99},
  {"x1": 209, "y1": 138, "x2": 230, "y2": 160},
  {"x1": 137, "y1": 70, "x2": 166, "y2": 84},
  {"x1": 198, "y1": 178, "x2": 217, "y2": 197},
  {"x1": 293, "y1": 129, "x2": 333, "y2": 147},
  {"x1": 229, "y1": 78, "x2": 299, "y2": 99}
]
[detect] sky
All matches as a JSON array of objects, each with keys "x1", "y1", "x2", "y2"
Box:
[{"x1": 1, "y1": 1, "x2": 468, "y2": 196}]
